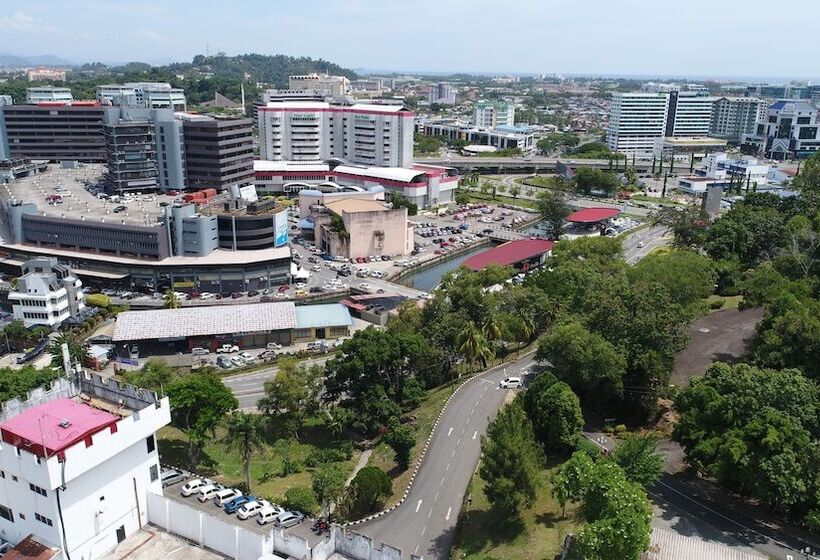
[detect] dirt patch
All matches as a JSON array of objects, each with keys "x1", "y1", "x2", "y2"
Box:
[{"x1": 672, "y1": 308, "x2": 764, "y2": 387}]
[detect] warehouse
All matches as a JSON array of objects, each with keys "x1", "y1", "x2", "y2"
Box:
[
  {"x1": 463, "y1": 239, "x2": 555, "y2": 272},
  {"x1": 112, "y1": 301, "x2": 352, "y2": 351}
]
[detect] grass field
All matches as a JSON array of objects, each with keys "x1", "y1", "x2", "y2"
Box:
[
  {"x1": 451, "y1": 465, "x2": 583, "y2": 560},
  {"x1": 463, "y1": 191, "x2": 538, "y2": 210},
  {"x1": 157, "y1": 415, "x2": 359, "y2": 503},
  {"x1": 705, "y1": 294, "x2": 744, "y2": 310}
]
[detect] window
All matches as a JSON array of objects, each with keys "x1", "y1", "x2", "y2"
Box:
[
  {"x1": 149, "y1": 464, "x2": 159, "y2": 482},
  {"x1": 35, "y1": 513, "x2": 53, "y2": 527},
  {"x1": 146, "y1": 435, "x2": 156, "y2": 454},
  {"x1": 0, "y1": 504, "x2": 12, "y2": 522},
  {"x1": 30, "y1": 483, "x2": 47, "y2": 497}
]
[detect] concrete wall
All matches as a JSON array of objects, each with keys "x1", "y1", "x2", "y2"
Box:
[
  {"x1": 343, "y1": 208, "x2": 410, "y2": 258},
  {"x1": 332, "y1": 527, "x2": 402, "y2": 560}
]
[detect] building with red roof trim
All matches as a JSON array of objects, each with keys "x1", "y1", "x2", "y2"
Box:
[
  {"x1": 565, "y1": 207, "x2": 622, "y2": 223},
  {"x1": 463, "y1": 238, "x2": 555, "y2": 272}
]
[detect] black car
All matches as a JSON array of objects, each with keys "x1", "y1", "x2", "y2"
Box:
[
  {"x1": 113, "y1": 205, "x2": 127, "y2": 213},
  {"x1": 248, "y1": 290, "x2": 259, "y2": 297},
  {"x1": 309, "y1": 286, "x2": 324, "y2": 293}
]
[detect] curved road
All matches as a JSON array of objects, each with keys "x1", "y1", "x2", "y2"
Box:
[{"x1": 359, "y1": 354, "x2": 537, "y2": 559}]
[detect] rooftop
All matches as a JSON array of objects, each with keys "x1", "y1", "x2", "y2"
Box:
[
  {"x1": 333, "y1": 165, "x2": 426, "y2": 183},
  {"x1": 0, "y1": 397, "x2": 119, "y2": 458},
  {"x1": 254, "y1": 160, "x2": 331, "y2": 173},
  {"x1": 294, "y1": 303, "x2": 353, "y2": 329},
  {"x1": 113, "y1": 302, "x2": 298, "y2": 341},
  {"x1": 566, "y1": 207, "x2": 622, "y2": 223},
  {"x1": 643, "y1": 528, "x2": 765, "y2": 560},
  {"x1": 324, "y1": 199, "x2": 391, "y2": 215},
  {"x1": 463, "y1": 238, "x2": 554, "y2": 271},
  {"x1": 3, "y1": 535, "x2": 60, "y2": 560}
]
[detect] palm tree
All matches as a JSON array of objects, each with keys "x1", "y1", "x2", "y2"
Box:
[
  {"x1": 510, "y1": 186, "x2": 521, "y2": 199},
  {"x1": 163, "y1": 289, "x2": 180, "y2": 309},
  {"x1": 457, "y1": 321, "x2": 494, "y2": 373},
  {"x1": 49, "y1": 333, "x2": 88, "y2": 371},
  {"x1": 482, "y1": 315, "x2": 503, "y2": 342},
  {"x1": 223, "y1": 411, "x2": 265, "y2": 492}
]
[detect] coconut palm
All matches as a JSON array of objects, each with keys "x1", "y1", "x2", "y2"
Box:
[
  {"x1": 49, "y1": 333, "x2": 88, "y2": 371},
  {"x1": 163, "y1": 289, "x2": 181, "y2": 309},
  {"x1": 457, "y1": 321, "x2": 494, "y2": 373},
  {"x1": 482, "y1": 314, "x2": 503, "y2": 342},
  {"x1": 223, "y1": 411, "x2": 266, "y2": 492}
]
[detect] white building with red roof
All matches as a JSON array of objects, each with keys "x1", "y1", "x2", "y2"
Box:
[{"x1": 0, "y1": 374, "x2": 170, "y2": 560}]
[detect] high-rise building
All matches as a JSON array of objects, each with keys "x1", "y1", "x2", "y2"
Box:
[
  {"x1": 474, "y1": 100, "x2": 515, "y2": 128},
  {"x1": 103, "y1": 117, "x2": 158, "y2": 194},
  {"x1": 97, "y1": 83, "x2": 186, "y2": 111},
  {"x1": 25, "y1": 86, "x2": 73, "y2": 104},
  {"x1": 428, "y1": 83, "x2": 457, "y2": 105},
  {"x1": 665, "y1": 91, "x2": 715, "y2": 137},
  {"x1": 710, "y1": 97, "x2": 766, "y2": 141},
  {"x1": 25, "y1": 67, "x2": 67, "y2": 82},
  {"x1": 288, "y1": 74, "x2": 350, "y2": 95},
  {"x1": 257, "y1": 102, "x2": 414, "y2": 168},
  {"x1": 607, "y1": 92, "x2": 669, "y2": 154},
  {"x1": 181, "y1": 114, "x2": 254, "y2": 190}
]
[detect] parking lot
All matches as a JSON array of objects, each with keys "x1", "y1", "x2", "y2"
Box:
[{"x1": 162, "y1": 477, "x2": 324, "y2": 545}]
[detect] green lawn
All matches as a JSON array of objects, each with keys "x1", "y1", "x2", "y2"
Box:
[
  {"x1": 705, "y1": 294, "x2": 744, "y2": 310},
  {"x1": 463, "y1": 191, "x2": 538, "y2": 210},
  {"x1": 517, "y1": 175, "x2": 556, "y2": 188},
  {"x1": 157, "y1": 415, "x2": 359, "y2": 503},
  {"x1": 451, "y1": 465, "x2": 583, "y2": 560}
]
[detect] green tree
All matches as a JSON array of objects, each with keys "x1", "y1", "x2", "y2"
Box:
[
  {"x1": 383, "y1": 420, "x2": 415, "y2": 470},
  {"x1": 628, "y1": 250, "x2": 716, "y2": 307},
  {"x1": 165, "y1": 373, "x2": 238, "y2": 468},
  {"x1": 479, "y1": 399, "x2": 542, "y2": 513},
  {"x1": 48, "y1": 333, "x2": 88, "y2": 370},
  {"x1": 523, "y1": 376, "x2": 584, "y2": 452},
  {"x1": 282, "y1": 486, "x2": 319, "y2": 516},
  {"x1": 574, "y1": 167, "x2": 620, "y2": 196},
  {"x1": 258, "y1": 356, "x2": 322, "y2": 438},
  {"x1": 651, "y1": 204, "x2": 709, "y2": 249},
  {"x1": 222, "y1": 411, "x2": 265, "y2": 492},
  {"x1": 457, "y1": 321, "x2": 494, "y2": 372},
  {"x1": 163, "y1": 288, "x2": 181, "y2": 309},
  {"x1": 509, "y1": 185, "x2": 521, "y2": 199},
  {"x1": 348, "y1": 466, "x2": 392, "y2": 515},
  {"x1": 611, "y1": 434, "x2": 663, "y2": 487},
  {"x1": 535, "y1": 189, "x2": 571, "y2": 239},
  {"x1": 122, "y1": 358, "x2": 173, "y2": 391},
  {"x1": 312, "y1": 463, "x2": 347, "y2": 517}
]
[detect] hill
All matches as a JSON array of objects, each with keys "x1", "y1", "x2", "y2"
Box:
[{"x1": 0, "y1": 53, "x2": 75, "y2": 69}]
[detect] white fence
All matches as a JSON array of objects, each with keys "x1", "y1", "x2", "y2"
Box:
[{"x1": 147, "y1": 493, "x2": 272, "y2": 560}]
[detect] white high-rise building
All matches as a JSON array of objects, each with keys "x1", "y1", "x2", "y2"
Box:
[
  {"x1": 666, "y1": 92, "x2": 716, "y2": 137},
  {"x1": 607, "y1": 92, "x2": 669, "y2": 154},
  {"x1": 474, "y1": 100, "x2": 515, "y2": 128},
  {"x1": 710, "y1": 97, "x2": 766, "y2": 141},
  {"x1": 96, "y1": 83, "x2": 187, "y2": 111},
  {"x1": 257, "y1": 101, "x2": 414, "y2": 167},
  {"x1": 25, "y1": 87, "x2": 73, "y2": 104},
  {"x1": 428, "y1": 83, "x2": 457, "y2": 105}
]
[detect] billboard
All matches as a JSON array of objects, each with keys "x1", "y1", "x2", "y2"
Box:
[
  {"x1": 274, "y1": 210, "x2": 289, "y2": 247},
  {"x1": 239, "y1": 185, "x2": 258, "y2": 203}
]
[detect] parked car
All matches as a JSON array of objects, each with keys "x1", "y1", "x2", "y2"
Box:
[
  {"x1": 274, "y1": 511, "x2": 305, "y2": 528},
  {"x1": 238, "y1": 351, "x2": 256, "y2": 365},
  {"x1": 214, "y1": 488, "x2": 242, "y2": 508},
  {"x1": 232, "y1": 292, "x2": 244, "y2": 299},
  {"x1": 217, "y1": 356, "x2": 233, "y2": 369},
  {"x1": 160, "y1": 468, "x2": 188, "y2": 487},
  {"x1": 216, "y1": 344, "x2": 239, "y2": 353},
  {"x1": 181, "y1": 478, "x2": 211, "y2": 497},
  {"x1": 266, "y1": 342, "x2": 282, "y2": 351},
  {"x1": 191, "y1": 347, "x2": 210, "y2": 357},
  {"x1": 237, "y1": 499, "x2": 270, "y2": 520},
  {"x1": 257, "y1": 505, "x2": 287, "y2": 525},
  {"x1": 197, "y1": 485, "x2": 223, "y2": 502},
  {"x1": 230, "y1": 355, "x2": 243, "y2": 367},
  {"x1": 225, "y1": 494, "x2": 256, "y2": 514},
  {"x1": 248, "y1": 290, "x2": 260, "y2": 297},
  {"x1": 499, "y1": 376, "x2": 522, "y2": 389},
  {"x1": 199, "y1": 292, "x2": 215, "y2": 300}
]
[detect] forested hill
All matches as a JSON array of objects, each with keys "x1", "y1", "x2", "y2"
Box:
[{"x1": 0, "y1": 53, "x2": 358, "y2": 105}]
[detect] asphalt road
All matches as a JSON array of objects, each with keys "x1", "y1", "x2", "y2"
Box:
[
  {"x1": 223, "y1": 355, "x2": 333, "y2": 410},
  {"x1": 359, "y1": 355, "x2": 536, "y2": 560},
  {"x1": 622, "y1": 225, "x2": 672, "y2": 264}
]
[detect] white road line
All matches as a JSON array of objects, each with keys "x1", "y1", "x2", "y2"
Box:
[
  {"x1": 445, "y1": 507, "x2": 452, "y2": 521},
  {"x1": 427, "y1": 509, "x2": 432, "y2": 519},
  {"x1": 415, "y1": 499, "x2": 423, "y2": 513},
  {"x1": 446, "y1": 462, "x2": 450, "y2": 471},
  {"x1": 434, "y1": 491, "x2": 440, "y2": 502},
  {"x1": 447, "y1": 427, "x2": 453, "y2": 436},
  {"x1": 440, "y1": 477, "x2": 445, "y2": 486},
  {"x1": 456, "y1": 438, "x2": 461, "y2": 445},
  {"x1": 451, "y1": 449, "x2": 455, "y2": 457},
  {"x1": 472, "y1": 430, "x2": 478, "y2": 440},
  {"x1": 421, "y1": 525, "x2": 427, "y2": 537},
  {"x1": 414, "y1": 545, "x2": 420, "y2": 555}
]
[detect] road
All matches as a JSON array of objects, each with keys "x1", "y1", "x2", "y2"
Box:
[
  {"x1": 622, "y1": 225, "x2": 672, "y2": 264},
  {"x1": 223, "y1": 355, "x2": 333, "y2": 410},
  {"x1": 359, "y1": 355, "x2": 536, "y2": 560}
]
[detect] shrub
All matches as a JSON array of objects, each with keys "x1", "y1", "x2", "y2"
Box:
[
  {"x1": 575, "y1": 437, "x2": 603, "y2": 458},
  {"x1": 85, "y1": 293, "x2": 111, "y2": 308},
  {"x1": 282, "y1": 486, "x2": 319, "y2": 516},
  {"x1": 709, "y1": 299, "x2": 725, "y2": 310},
  {"x1": 348, "y1": 466, "x2": 392, "y2": 515},
  {"x1": 614, "y1": 424, "x2": 627, "y2": 435},
  {"x1": 304, "y1": 443, "x2": 354, "y2": 467}
]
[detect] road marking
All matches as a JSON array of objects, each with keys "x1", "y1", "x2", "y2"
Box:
[
  {"x1": 451, "y1": 449, "x2": 455, "y2": 457},
  {"x1": 445, "y1": 507, "x2": 452, "y2": 521},
  {"x1": 414, "y1": 545, "x2": 420, "y2": 555},
  {"x1": 434, "y1": 491, "x2": 440, "y2": 502},
  {"x1": 446, "y1": 462, "x2": 450, "y2": 471},
  {"x1": 447, "y1": 427, "x2": 453, "y2": 436},
  {"x1": 457, "y1": 438, "x2": 461, "y2": 446},
  {"x1": 472, "y1": 430, "x2": 478, "y2": 440},
  {"x1": 427, "y1": 509, "x2": 432, "y2": 519},
  {"x1": 415, "y1": 499, "x2": 423, "y2": 513},
  {"x1": 421, "y1": 525, "x2": 427, "y2": 537},
  {"x1": 440, "y1": 477, "x2": 445, "y2": 486}
]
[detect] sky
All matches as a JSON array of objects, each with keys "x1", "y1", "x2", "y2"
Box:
[{"x1": 2, "y1": 0, "x2": 820, "y2": 80}]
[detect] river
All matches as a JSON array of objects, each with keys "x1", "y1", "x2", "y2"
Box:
[{"x1": 400, "y1": 245, "x2": 491, "y2": 291}]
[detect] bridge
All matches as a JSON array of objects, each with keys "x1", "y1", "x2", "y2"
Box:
[{"x1": 415, "y1": 156, "x2": 688, "y2": 176}]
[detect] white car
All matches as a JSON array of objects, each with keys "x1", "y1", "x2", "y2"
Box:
[
  {"x1": 499, "y1": 376, "x2": 522, "y2": 389},
  {"x1": 357, "y1": 282, "x2": 372, "y2": 291},
  {"x1": 197, "y1": 484, "x2": 221, "y2": 502},
  {"x1": 417, "y1": 292, "x2": 432, "y2": 300},
  {"x1": 237, "y1": 499, "x2": 271, "y2": 520},
  {"x1": 257, "y1": 504, "x2": 287, "y2": 525},
  {"x1": 230, "y1": 355, "x2": 244, "y2": 367},
  {"x1": 214, "y1": 488, "x2": 242, "y2": 508},
  {"x1": 199, "y1": 292, "x2": 215, "y2": 300},
  {"x1": 275, "y1": 293, "x2": 288, "y2": 299},
  {"x1": 238, "y1": 351, "x2": 256, "y2": 365}
]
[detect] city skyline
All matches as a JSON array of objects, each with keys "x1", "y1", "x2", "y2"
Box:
[{"x1": 2, "y1": 0, "x2": 820, "y2": 79}]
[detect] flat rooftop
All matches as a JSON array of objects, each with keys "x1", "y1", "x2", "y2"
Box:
[{"x1": 0, "y1": 397, "x2": 119, "y2": 458}]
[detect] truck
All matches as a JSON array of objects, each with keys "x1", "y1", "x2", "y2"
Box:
[{"x1": 216, "y1": 343, "x2": 239, "y2": 354}]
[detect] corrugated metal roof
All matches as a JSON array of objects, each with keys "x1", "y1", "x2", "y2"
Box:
[
  {"x1": 643, "y1": 529, "x2": 767, "y2": 560},
  {"x1": 295, "y1": 304, "x2": 353, "y2": 329},
  {"x1": 113, "y1": 302, "x2": 297, "y2": 341},
  {"x1": 333, "y1": 165, "x2": 426, "y2": 182},
  {"x1": 463, "y1": 239, "x2": 554, "y2": 271}
]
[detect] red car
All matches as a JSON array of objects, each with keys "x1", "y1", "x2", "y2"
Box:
[
  {"x1": 278, "y1": 284, "x2": 289, "y2": 292},
  {"x1": 166, "y1": 190, "x2": 180, "y2": 196}
]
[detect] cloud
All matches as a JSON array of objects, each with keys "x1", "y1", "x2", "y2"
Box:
[{"x1": 0, "y1": 11, "x2": 59, "y2": 33}]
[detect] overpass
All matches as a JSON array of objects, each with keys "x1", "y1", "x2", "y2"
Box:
[{"x1": 415, "y1": 156, "x2": 688, "y2": 176}]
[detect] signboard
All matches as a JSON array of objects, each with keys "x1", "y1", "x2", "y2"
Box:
[
  {"x1": 274, "y1": 209, "x2": 289, "y2": 247},
  {"x1": 239, "y1": 185, "x2": 258, "y2": 203}
]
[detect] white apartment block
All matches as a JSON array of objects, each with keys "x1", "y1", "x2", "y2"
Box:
[
  {"x1": 710, "y1": 97, "x2": 766, "y2": 141},
  {"x1": 288, "y1": 74, "x2": 350, "y2": 96},
  {"x1": 96, "y1": 83, "x2": 187, "y2": 111},
  {"x1": 607, "y1": 92, "x2": 669, "y2": 154},
  {"x1": 666, "y1": 92, "x2": 715, "y2": 137},
  {"x1": 25, "y1": 87, "x2": 73, "y2": 104},
  {"x1": 474, "y1": 101, "x2": 515, "y2": 128},
  {"x1": 0, "y1": 374, "x2": 170, "y2": 560},
  {"x1": 8, "y1": 258, "x2": 85, "y2": 328},
  {"x1": 257, "y1": 102, "x2": 414, "y2": 168},
  {"x1": 428, "y1": 83, "x2": 457, "y2": 105}
]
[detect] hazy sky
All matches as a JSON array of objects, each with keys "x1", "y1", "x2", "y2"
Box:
[{"x1": 2, "y1": 0, "x2": 819, "y2": 79}]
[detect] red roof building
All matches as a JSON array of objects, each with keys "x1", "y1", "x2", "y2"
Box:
[
  {"x1": 0, "y1": 398, "x2": 119, "y2": 459},
  {"x1": 463, "y1": 239, "x2": 555, "y2": 272},
  {"x1": 566, "y1": 207, "x2": 621, "y2": 223}
]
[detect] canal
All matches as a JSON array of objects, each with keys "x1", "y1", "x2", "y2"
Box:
[{"x1": 400, "y1": 244, "x2": 492, "y2": 291}]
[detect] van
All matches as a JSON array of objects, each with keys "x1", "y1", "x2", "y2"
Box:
[
  {"x1": 499, "y1": 376, "x2": 522, "y2": 389},
  {"x1": 160, "y1": 468, "x2": 188, "y2": 487},
  {"x1": 214, "y1": 488, "x2": 241, "y2": 507},
  {"x1": 197, "y1": 484, "x2": 222, "y2": 502},
  {"x1": 192, "y1": 347, "x2": 210, "y2": 357}
]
